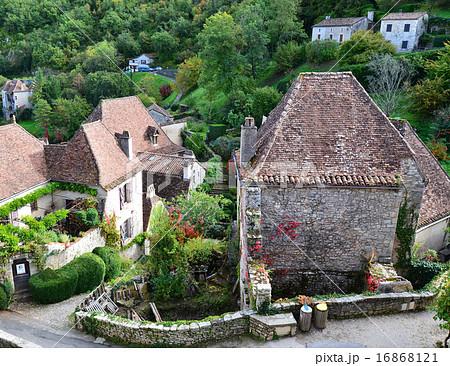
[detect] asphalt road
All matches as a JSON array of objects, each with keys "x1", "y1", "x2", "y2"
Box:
[{"x1": 0, "y1": 310, "x2": 116, "y2": 348}]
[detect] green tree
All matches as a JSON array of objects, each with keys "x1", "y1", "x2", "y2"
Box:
[
  {"x1": 151, "y1": 31, "x2": 178, "y2": 62},
  {"x1": 33, "y1": 99, "x2": 52, "y2": 138},
  {"x1": 305, "y1": 39, "x2": 339, "y2": 64},
  {"x1": 51, "y1": 96, "x2": 93, "y2": 139},
  {"x1": 81, "y1": 41, "x2": 123, "y2": 73},
  {"x1": 274, "y1": 41, "x2": 305, "y2": 73},
  {"x1": 175, "y1": 56, "x2": 204, "y2": 93},
  {"x1": 116, "y1": 31, "x2": 140, "y2": 59},
  {"x1": 198, "y1": 12, "x2": 244, "y2": 94},
  {"x1": 339, "y1": 30, "x2": 396, "y2": 65},
  {"x1": 84, "y1": 71, "x2": 135, "y2": 106},
  {"x1": 251, "y1": 87, "x2": 283, "y2": 125},
  {"x1": 430, "y1": 271, "x2": 450, "y2": 348}
]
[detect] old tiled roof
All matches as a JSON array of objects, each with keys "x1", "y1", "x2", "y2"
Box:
[
  {"x1": 1, "y1": 79, "x2": 30, "y2": 94},
  {"x1": 85, "y1": 96, "x2": 183, "y2": 155},
  {"x1": 391, "y1": 119, "x2": 450, "y2": 228},
  {"x1": 382, "y1": 12, "x2": 427, "y2": 21},
  {"x1": 244, "y1": 72, "x2": 415, "y2": 187},
  {"x1": 147, "y1": 103, "x2": 173, "y2": 119},
  {"x1": 138, "y1": 152, "x2": 193, "y2": 177},
  {"x1": 312, "y1": 17, "x2": 365, "y2": 27},
  {"x1": 0, "y1": 123, "x2": 48, "y2": 201}
]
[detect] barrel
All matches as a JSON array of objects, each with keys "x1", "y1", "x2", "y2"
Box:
[
  {"x1": 313, "y1": 302, "x2": 328, "y2": 329},
  {"x1": 299, "y1": 304, "x2": 313, "y2": 332}
]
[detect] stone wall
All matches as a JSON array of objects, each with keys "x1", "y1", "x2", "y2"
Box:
[
  {"x1": 75, "y1": 310, "x2": 250, "y2": 347},
  {"x1": 120, "y1": 242, "x2": 143, "y2": 261},
  {"x1": 272, "y1": 291, "x2": 436, "y2": 320},
  {"x1": 45, "y1": 227, "x2": 105, "y2": 269},
  {"x1": 381, "y1": 17, "x2": 427, "y2": 52},
  {"x1": 0, "y1": 329, "x2": 40, "y2": 348},
  {"x1": 259, "y1": 186, "x2": 403, "y2": 296}
]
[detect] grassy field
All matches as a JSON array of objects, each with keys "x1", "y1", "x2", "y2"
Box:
[
  {"x1": 18, "y1": 120, "x2": 43, "y2": 136},
  {"x1": 129, "y1": 72, "x2": 174, "y2": 88},
  {"x1": 181, "y1": 87, "x2": 227, "y2": 122}
]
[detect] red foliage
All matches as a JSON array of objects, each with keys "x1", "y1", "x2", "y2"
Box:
[
  {"x1": 159, "y1": 83, "x2": 172, "y2": 99},
  {"x1": 365, "y1": 271, "x2": 381, "y2": 292}
]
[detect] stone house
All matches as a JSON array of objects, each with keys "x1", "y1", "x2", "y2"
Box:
[
  {"x1": 128, "y1": 53, "x2": 155, "y2": 72},
  {"x1": 380, "y1": 12, "x2": 428, "y2": 53},
  {"x1": 147, "y1": 104, "x2": 187, "y2": 146},
  {"x1": 1, "y1": 79, "x2": 33, "y2": 120},
  {"x1": 236, "y1": 72, "x2": 427, "y2": 302},
  {"x1": 312, "y1": 11, "x2": 374, "y2": 43}
]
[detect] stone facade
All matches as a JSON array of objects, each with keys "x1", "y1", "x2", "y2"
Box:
[
  {"x1": 312, "y1": 18, "x2": 369, "y2": 43},
  {"x1": 381, "y1": 14, "x2": 428, "y2": 53}
]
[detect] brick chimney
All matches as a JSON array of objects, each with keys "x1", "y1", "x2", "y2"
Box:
[
  {"x1": 118, "y1": 130, "x2": 133, "y2": 159},
  {"x1": 325, "y1": 15, "x2": 330, "y2": 19},
  {"x1": 240, "y1": 117, "x2": 257, "y2": 168}
]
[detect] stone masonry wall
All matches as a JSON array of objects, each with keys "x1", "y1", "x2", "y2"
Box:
[
  {"x1": 45, "y1": 228, "x2": 105, "y2": 269},
  {"x1": 260, "y1": 186, "x2": 403, "y2": 296}
]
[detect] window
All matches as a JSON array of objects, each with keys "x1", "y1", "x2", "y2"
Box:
[
  {"x1": 404, "y1": 24, "x2": 410, "y2": 32},
  {"x1": 120, "y1": 217, "x2": 134, "y2": 243},
  {"x1": 119, "y1": 182, "x2": 133, "y2": 210},
  {"x1": 152, "y1": 134, "x2": 158, "y2": 145},
  {"x1": 10, "y1": 210, "x2": 19, "y2": 226},
  {"x1": 30, "y1": 200, "x2": 38, "y2": 212},
  {"x1": 141, "y1": 60, "x2": 146, "y2": 64},
  {"x1": 329, "y1": 34, "x2": 333, "y2": 40},
  {"x1": 386, "y1": 24, "x2": 392, "y2": 32},
  {"x1": 339, "y1": 34, "x2": 343, "y2": 43},
  {"x1": 317, "y1": 34, "x2": 321, "y2": 40},
  {"x1": 402, "y1": 41, "x2": 408, "y2": 49}
]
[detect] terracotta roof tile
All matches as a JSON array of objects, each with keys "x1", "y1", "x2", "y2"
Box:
[
  {"x1": 0, "y1": 123, "x2": 48, "y2": 201},
  {"x1": 1, "y1": 79, "x2": 30, "y2": 94},
  {"x1": 382, "y1": 12, "x2": 427, "y2": 21},
  {"x1": 313, "y1": 17, "x2": 366, "y2": 27},
  {"x1": 139, "y1": 152, "x2": 194, "y2": 177},
  {"x1": 242, "y1": 72, "x2": 414, "y2": 187}
]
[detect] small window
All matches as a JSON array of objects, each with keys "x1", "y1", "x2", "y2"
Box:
[
  {"x1": 30, "y1": 200, "x2": 38, "y2": 212},
  {"x1": 404, "y1": 24, "x2": 410, "y2": 32},
  {"x1": 318, "y1": 28, "x2": 321, "y2": 33},
  {"x1": 120, "y1": 217, "x2": 134, "y2": 243},
  {"x1": 141, "y1": 60, "x2": 146, "y2": 64},
  {"x1": 339, "y1": 34, "x2": 343, "y2": 43},
  {"x1": 402, "y1": 41, "x2": 408, "y2": 49},
  {"x1": 330, "y1": 34, "x2": 333, "y2": 40},
  {"x1": 152, "y1": 135, "x2": 158, "y2": 145},
  {"x1": 317, "y1": 34, "x2": 321, "y2": 40},
  {"x1": 119, "y1": 182, "x2": 133, "y2": 209},
  {"x1": 386, "y1": 24, "x2": 392, "y2": 32}
]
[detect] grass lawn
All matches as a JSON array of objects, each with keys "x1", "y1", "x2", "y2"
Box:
[
  {"x1": 129, "y1": 72, "x2": 174, "y2": 89},
  {"x1": 18, "y1": 120, "x2": 43, "y2": 136},
  {"x1": 181, "y1": 87, "x2": 227, "y2": 122},
  {"x1": 440, "y1": 160, "x2": 450, "y2": 176},
  {"x1": 429, "y1": 9, "x2": 450, "y2": 18}
]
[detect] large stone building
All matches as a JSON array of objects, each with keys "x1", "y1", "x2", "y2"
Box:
[
  {"x1": 1, "y1": 79, "x2": 33, "y2": 120},
  {"x1": 312, "y1": 11, "x2": 374, "y2": 43},
  {"x1": 236, "y1": 72, "x2": 427, "y2": 300},
  {"x1": 380, "y1": 12, "x2": 428, "y2": 53}
]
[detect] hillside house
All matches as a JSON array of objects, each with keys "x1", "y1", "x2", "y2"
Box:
[
  {"x1": 380, "y1": 12, "x2": 428, "y2": 52},
  {"x1": 312, "y1": 11, "x2": 374, "y2": 43},
  {"x1": 147, "y1": 104, "x2": 187, "y2": 146},
  {"x1": 1, "y1": 79, "x2": 33, "y2": 120},
  {"x1": 128, "y1": 53, "x2": 155, "y2": 72},
  {"x1": 236, "y1": 72, "x2": 427, "y2": 302}
]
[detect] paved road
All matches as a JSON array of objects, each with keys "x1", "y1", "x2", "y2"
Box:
[{"x1": 0, "y1": 310, "x2": 116, "y2": 348}]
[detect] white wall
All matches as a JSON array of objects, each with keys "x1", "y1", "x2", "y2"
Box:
[
  {"x1": 312, "y1": 19, "x2": 369, "y2": 43},
  {"x1": 161, "y1": 121, "x2": 187, "y2": 146},
  {"x1": 189, "y1": 161, "x2": 206, "y2": 190},
  {"x1": 381, "y1": 17, "x2": 426, "y2": 52},
  {"x1": 415, "y1": 217, "x2": 450, "y2": 253},
  {"x1": 13, "y1": 91, "x2": 33, "y2": 110}
]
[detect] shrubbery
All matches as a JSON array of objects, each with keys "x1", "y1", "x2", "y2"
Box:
[
  {"x1": 66, "y1": 253, "x2": 106, "y2": 294},
  {"x1": 305, "y1": 39, "x2": 339, "y2": 64},
  {"x1": 0, "y1": 286, "x2": 8, "y2": 310},
  {"x1": 407, "y1": 259, "x2": 446, "y2": 289},
  {"x1": 28, "y1": 266, "x2": 78, "y2": 304},
  {"x1": 92, "y1": 246, "x2": 121, "y2": 281},
  {"x1": 76, "y1": 208, "x2": 99, "y2": 229}
]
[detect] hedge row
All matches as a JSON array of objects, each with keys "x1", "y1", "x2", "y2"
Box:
[
  {"x1": 29, "y1": 253, "x2": 106, "y2": 304},
  {"x1": 0, "y1": 282, "x2": 13, "y2": 310},
  {"x1": 407, "y1": 259, "x2": 447, "y2": 289},
  {"x1": 92, "y1": 247, "x2": 121, "y2": 281}
]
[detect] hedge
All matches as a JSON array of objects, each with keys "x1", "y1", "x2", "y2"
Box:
[
  {"x1": 66, "y1": 253, "x2": 106, "y2": 294},
  {"x1": 0, "y1": 286, "x2": 8, "y2": 310},
  {"x1": 28, "y1": 267, "x2": 78, "y2": 304},
  {"x1": 92, "y1": 246, "x2": 121, "y2": 281},
  {"x1": 407, "y1": 259, "x2": 447, "y2": 289},
  {"x1": 208, "y1": 124, "x2": 227, "y2": 141},
  {"x1": 433, "y1": 35, "x2": 450, "y2": 48}
]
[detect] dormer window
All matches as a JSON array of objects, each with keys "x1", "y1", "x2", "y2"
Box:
[
  {"x1": 152, "y1": 134, "x2": 158, "y2": 145},
  {"x1": 147, "y1": 126, "x2": 160, "y2": 145}
]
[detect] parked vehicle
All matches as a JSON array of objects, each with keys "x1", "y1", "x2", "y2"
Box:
[
  {"x1": 155, "y1": 66, "x2": 162, "y2": 71},
  {"x1": 138, "y1": 65, "x2": 151, "y2": 72}
]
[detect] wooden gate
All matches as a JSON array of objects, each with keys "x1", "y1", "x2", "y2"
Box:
[{"x1": 12, "y1": 258, "x2": 30, "y2": 291}]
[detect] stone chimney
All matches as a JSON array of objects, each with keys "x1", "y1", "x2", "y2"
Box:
[
  {"x1": 325, "y1": 15, "x2": 330, "y2": 19},
  {"x1": 118, "y1": 130, "x2": 133, "y2": 159},
  {"x1": 399, "y1": 9, "x2": 402, "y2": 13},
  {"x1": 240, "y1": 117, "x2": 257, "y2": 168},
  {"x1": 11, "y1": 115, "x2": 16, "y2": 124},
  {"x1": 367, "y1": 10, "x2": 374, "y2": 22}
]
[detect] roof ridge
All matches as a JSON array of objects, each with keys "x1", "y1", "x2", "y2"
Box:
[{"x1": 0, "y1": 122, "x2": 46, "y2": 146}]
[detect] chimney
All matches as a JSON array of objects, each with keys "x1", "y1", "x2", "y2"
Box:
[
  {"x1": 11, "y1": 115, "x2": 16, "y2": 124},
  {"x1": 325, "y1": 15, "x2": 330, "y2": 19},
  {"x1": 399, "y1": 9, "x2": 402, "y2": 13},
  {"x1": 118, "y1": 130, "x2": 133, "y2": 159},
  {"x1": 367, "y1": 10, "x2": 374, "y2": 22},
  {"x1": 240, "y1": 117, "x2": 257, "y2": 168},
  {"x1": 183, "y1": 161, "x2": 191, "y2": 181}
]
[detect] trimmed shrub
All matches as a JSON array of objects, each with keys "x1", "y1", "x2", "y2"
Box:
[
  {"x1": 28, "y1": 267, "x2": 78, "y2": 304},
  {"x1": 407, "y1": 259, "x2": 446, "y2": 289},
  {"x1": 92, "y1": 246, "x2": 121, "y2": 281},
  {"x1": 306, "y1": 39, "x2": 339, "y2": 64},
  {"x1": 0, "y1": 286, "x2": 8, "y2": 310},
  {"x1": 76, "y1": 208, "x2": 99, "y2": 228},
  {"x1": 208, "y1": 124, "x2": 227, "y2": 141},
  {"x1": 66, "y1": 253, "x2": 106, "y2": 294}
]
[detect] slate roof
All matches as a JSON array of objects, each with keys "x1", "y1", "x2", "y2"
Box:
[
  {"x1": 244, "y1": 72, "x2": 415, "y2": 187},
  {"x1": 139, "y1": 153, "x2": 193, "y2": 177},
  {"x1": 312, "y1": 17, "x2": 366, "y2": 27},
  {"x1": 147, "y1": 103, "x2": 173, "y2": 119},
  {"x1": 382, "y1": 12, "x2": 427, "y2": 21},
  {"x1": 0, "y1": 123, "x2": 48, "y2": 202},
  {"x1": 1, "y1": 79, "x2": 30, "y2": 94},
  {"x1": 85, "y1": 96, "x2": 182, "y2": 155},
  {"x1": 391, "y1": 119, "x2": 450, "y2": 228}
]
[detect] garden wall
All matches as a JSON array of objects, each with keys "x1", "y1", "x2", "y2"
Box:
[
  {"x1": 74, "y1": 291, "x2": 435, "y2": 346},
  {"x1": 120, "y1": 242, "x2": 143, "y2": 261},
  {"x1": 45, "y1": 228, "x2": 105, "y2": 269}
]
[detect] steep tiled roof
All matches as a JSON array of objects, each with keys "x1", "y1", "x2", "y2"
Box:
[
  {"x1": 382, "y1": 12, "x2": 427, "y2": 21},
  {"x1": 1, "y1": 79, "x2": 30, "y2": 94},
  {"x1": 244, "y1": 72, "x2": 415, "y2": 187},
  {"x1": 139, "y1": 152, "x2": 193, "y2": 177},
  {"x1": 0, "y1": 123, "x2": 48, "y2": 201},
  {"x1": 85, "y1": 96, "x2": 183, "y2": 155},
  {"x1": 391, "y1": 119, "x2": 450, "y2": 228},
  {"x1": 147, "y1": 103, "x2": 173, "y2": 119},
  {"x1": 313, "y1": 17, "x2": 365, "y2": 27}
]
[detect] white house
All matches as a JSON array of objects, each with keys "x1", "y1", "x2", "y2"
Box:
[
  {"x1": 381, "y1": 12, "x2": 428, "y2": 53},
  {"x1": 1, "y1": 79, "x2": 33, "y2": 120},
  {"x1": 312, "y1": 11, "x2": 374, "y2": 43},
  {"x1": 128, "y1": 53, "x2": 155, "y2": 72}
]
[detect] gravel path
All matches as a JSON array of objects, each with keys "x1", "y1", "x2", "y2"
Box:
[{"x1": 208, "y1": 310, "x2": 448, "y2": 348}]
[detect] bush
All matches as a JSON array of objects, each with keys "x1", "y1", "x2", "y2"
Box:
[
  {"x1": 208, "y1": 124, "x2": 227, "y2": 141},
  {"x1": 183, "y1": 237, "x2": 224, "y2": 266},
  {"x1": 407, "y1": 259, "x2": 446, "y2": 289},
  {"x1": 0, "y1": 286, "x2": 8, "y2": 310},
  {"x1": 274, "y1": 41, "x2": 305, "y2": 72},
  {"x1": 306, "y1": 39, "x2": 339, "y2": 64},
  {"x1": 28, "y1": 267, "x2": 78, "y2": 304},
  {"x1": 76, "y1": 208, "x2": 99, "y2": 228},
  {"x1": 66, "y1": 253, "x2": 105, "y2": 294},
  {"x1": 433, "y1": 35, "x2": 450, "y2": 48},
  {"x1": 92, "y1": 246, "x2": 121, "y2": 281}
]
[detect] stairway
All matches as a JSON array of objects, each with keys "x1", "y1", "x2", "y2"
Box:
[{"x1": 211, "y1": 166, "x2": 229, "y2": 196}]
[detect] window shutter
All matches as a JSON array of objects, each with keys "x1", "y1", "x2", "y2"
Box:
[
  {"x1": 127, "y1": 182, "x2": 133, "y2": 203},
  {"x1": 119, "y1": 186, "x2": 125, "y2": 210},
  {"x1": 129, "y1": 217, "x2": 134, "y2": 237},
  {"x1": 120, "y1": 223, "x2": 125, "y2": 244}
]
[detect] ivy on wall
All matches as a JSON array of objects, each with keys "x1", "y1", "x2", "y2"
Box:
[{"x1": 395, "y1": 198, "x2": 418, "y2": 271}]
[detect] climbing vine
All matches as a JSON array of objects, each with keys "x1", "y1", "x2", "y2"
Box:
[{"x1": 395, "y1": 198, "x2": 418, "y2": 271}]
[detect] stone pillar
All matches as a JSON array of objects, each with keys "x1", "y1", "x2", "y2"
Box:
[{"x1": 240, "y1": 117, "x2": 257, "y2": 167}]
